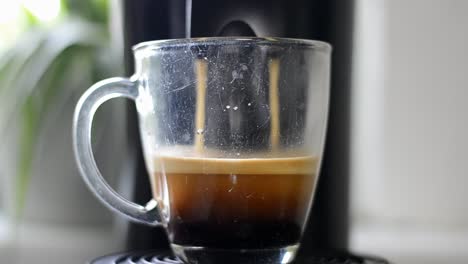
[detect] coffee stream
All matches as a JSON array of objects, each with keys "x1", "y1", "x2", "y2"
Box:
[
  {"x1": 194, "y1": 59, "x2": 207, "y2": 153},
  {"x1": 268, "y1": 58, "x2": 281, "y2": 151},
  {"x1": 149, "y1": 59, "x2": 317, "y2": 249}
]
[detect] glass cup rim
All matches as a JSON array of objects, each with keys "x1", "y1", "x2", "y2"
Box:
[{"x1": 132, "y1": 37, "x2": 332, "y2": 53}]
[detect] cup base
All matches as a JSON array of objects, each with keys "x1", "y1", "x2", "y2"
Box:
[{"x1": 171, "y1": 243, "x2": 299, "y2": 264}]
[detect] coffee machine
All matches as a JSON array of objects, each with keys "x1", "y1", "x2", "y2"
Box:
[{"x1": 90, "y1": 0, "x2": 388, "y2": 263}]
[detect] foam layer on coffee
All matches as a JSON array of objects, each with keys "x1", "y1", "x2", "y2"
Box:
[{"x1": 153, "y1": 155, "x2": 317, "y2": 175}]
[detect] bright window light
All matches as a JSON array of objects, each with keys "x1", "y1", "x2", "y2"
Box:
[
  {"x1": 21, "y1": 0, "x2": 61, "y2": 22},
  {"x1": 0, "y1": 0, "x2": 21, "y2": 24}
]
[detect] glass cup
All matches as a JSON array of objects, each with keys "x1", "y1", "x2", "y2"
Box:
[{"x1": 73, "y1": 37, "x2": 331, "y2": 264}]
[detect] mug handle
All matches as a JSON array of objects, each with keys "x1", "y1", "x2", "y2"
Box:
[{"x1": 73, "y1": 77, "x2": 162, "y2": 226}]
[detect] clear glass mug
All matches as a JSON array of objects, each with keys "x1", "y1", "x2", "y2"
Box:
[{"x1": 73, "y1": 37, "x2": 331, "y2": 264}]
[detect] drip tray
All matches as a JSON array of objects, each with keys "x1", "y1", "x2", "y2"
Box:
[
  {"x1": 89, "y1": 251, "x2": 389, "y2": 264},
  {"x1": 90, "y1": 252, "x2": 181, "y2": 264}
]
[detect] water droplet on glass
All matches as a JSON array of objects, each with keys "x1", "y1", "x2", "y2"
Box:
[
  {"x1": 231, "y1": 174, "x2": 237, "y2": 184},
  {"x1": 236, "y1": 152, "x2": 240, "y2": 156},
  {"x1": 226, "y1": 105, "x2": 231, "y2": 109},
  {"x1": 247, "y1": 103, "x2": 252, "y2": 106},
  {"x1": 233, "y1": 106, "x2": 238, "y2": 110},
  {"x1": 196, "y1": 129, "x2": 204, "y2": 134}
]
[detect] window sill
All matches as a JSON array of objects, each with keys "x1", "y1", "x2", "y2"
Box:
[
  {"x1": 0, "y1": 220, "x2": 124, "y2": 264},
  {"x1": 351, "y1": 222, "x2": 468, "y2": 264}
]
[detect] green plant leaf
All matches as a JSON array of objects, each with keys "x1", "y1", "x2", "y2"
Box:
[
  {"x1": 17, "y1": 96, "x2": 39, "y2": 218},
  {"x1": 0, "y1": 20, "x2": 106, "y2": 139},
  {"x1": 62, "y1": 0, "x2": 109, "y2": 24},
  {"x1": 21, "y1": 6, "x2": 42, "y2": 27},
  {"x1": 0, "y1": 17, "x2": 113, "y2": 218},
  {"x1": 0, "y1": 29, "x2": 47, "y2": 94}
]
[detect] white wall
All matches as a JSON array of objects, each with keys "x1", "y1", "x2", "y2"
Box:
[{"x1": 351, "y1": 0, "x2": 468, "y2": 263}]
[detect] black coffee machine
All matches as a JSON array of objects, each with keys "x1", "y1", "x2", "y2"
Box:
[{"x1": 92, "y1": 0, "x2": 388, "y2": 263}]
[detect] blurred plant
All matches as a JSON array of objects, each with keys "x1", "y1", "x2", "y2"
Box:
[{"x1": 0, "y1": 0, "x2": 117, "y2": 219}]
